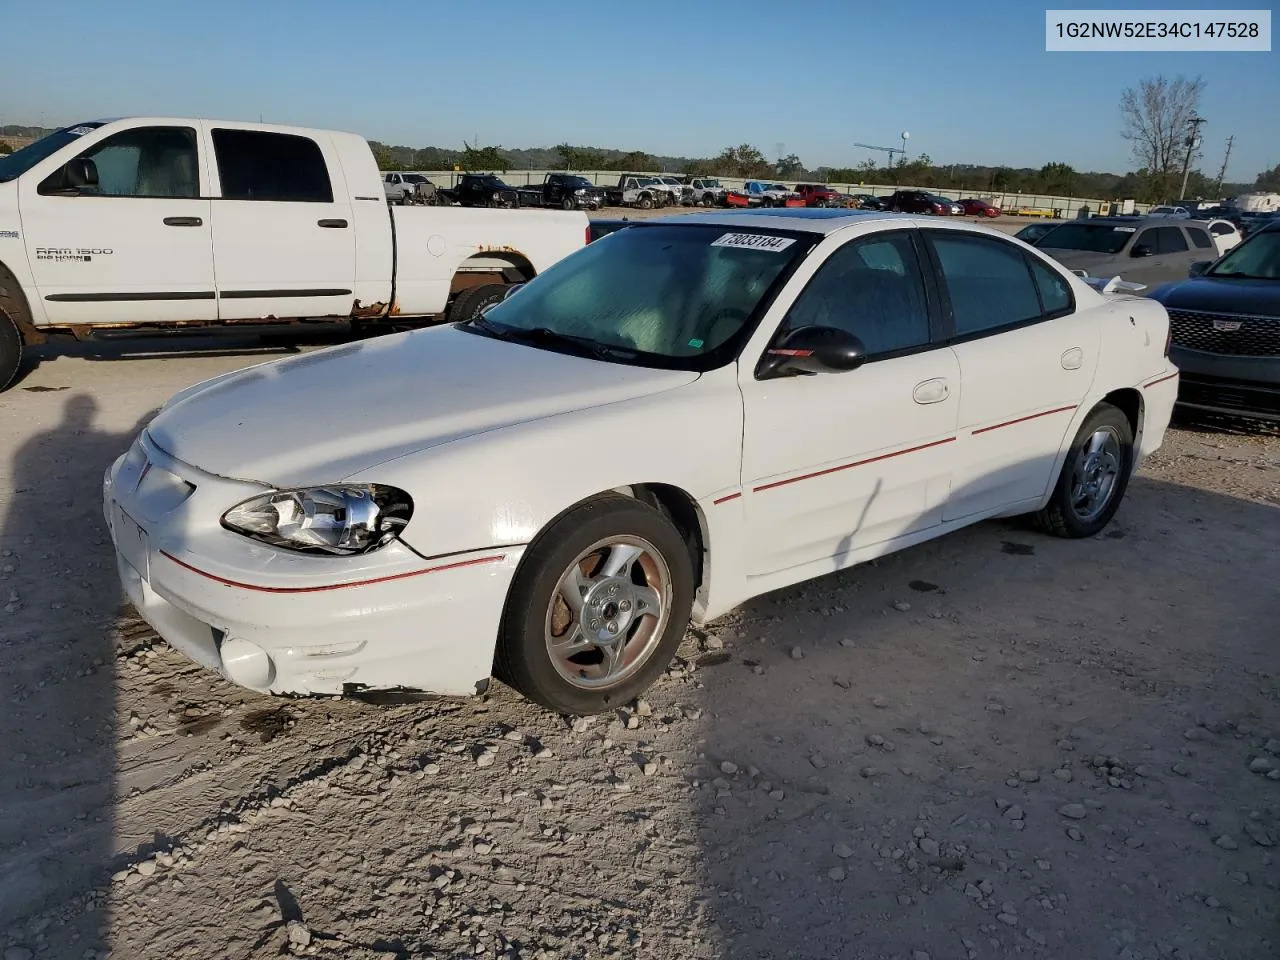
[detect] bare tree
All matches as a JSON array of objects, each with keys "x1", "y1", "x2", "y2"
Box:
[{"x1": 1120, "y1": 75, "x2": 1205, "y2": 198}]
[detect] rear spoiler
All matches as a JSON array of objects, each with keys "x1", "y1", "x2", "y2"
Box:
[{"x1": 1071, "y1": 270, "x2": 1147, "y2": 294}]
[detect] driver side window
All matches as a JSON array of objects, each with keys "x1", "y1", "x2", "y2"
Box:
[
  {"x1": 778, "y1": 231, "x2": 932, "y2": 358},
  {"x1": 42, "y1": 126, "x2": 199, "y2": 198}
]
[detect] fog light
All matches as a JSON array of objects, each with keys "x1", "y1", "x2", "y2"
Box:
[{"x1": 221, "y1": 637, "x2": 276, "y2": 689}]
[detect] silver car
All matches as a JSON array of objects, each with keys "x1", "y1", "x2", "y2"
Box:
[{"x1": 1032, "y1": 216, "x2": 1219, "y2": 287}]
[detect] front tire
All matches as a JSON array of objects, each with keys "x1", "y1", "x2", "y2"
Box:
[
  {"x1": 495, "y1": 494, "x2": 694, "y2": 715},
  {"x1": 0, "y1": 309, "x2": 23, "y2": 392},
  {"x1": 1035, "y1": 402, "x2": 1134, "y2": 538}
]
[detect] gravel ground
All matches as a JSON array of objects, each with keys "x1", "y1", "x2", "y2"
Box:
[{"x1": 1, "y1": 327, "x2": 1277, "y2": 960}]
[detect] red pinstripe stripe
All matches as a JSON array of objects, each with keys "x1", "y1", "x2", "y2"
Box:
[
  {"x1": 752, "y1": 437, "x2": 956, "y2": 493},
  {"x1": 159, "y1": 551, "x2": 506, "y2": 594},
  {"x1": 1143, "y1": 372, "x2": 1178, "y2": 389},
  {"x1": 712, "y1": 492, "x2": 742, "y2": 505},
  {"x1": 972, "y1": 404, "x2": 1078, "y2": 436}
]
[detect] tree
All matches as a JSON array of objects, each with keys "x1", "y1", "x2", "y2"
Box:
[
  {"x1": 776, "y1": 153, "x2": 805, "y2": 178},
  {"x1": 369, "y1": 141, "x2": 402, "y2": 171},
  {"x1": 713, "y1": 144, "x2": 772, "y2": 178},
  {"x1": 616, "y1": 150, "x2": 654, "y2": 171},
  {"x1": 460, "y1": 141, "x2": 511, "y2": 172},
  {"x1": 1119, "y1": 74, "x2": 1206, "y2": 200},
  {"x1": 1039, "y1": 162, "x2": 1077, "y2": 195},
  {"x1": 1255, "y1": 163, "x2": 1280, "y2": 192},
  {"x1": 0, "y1": 141, "x2": 11, "y2": 155}
]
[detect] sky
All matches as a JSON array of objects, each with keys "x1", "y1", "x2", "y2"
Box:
[{"x1": 2, "y1": 0, "x2": 1277, "y2": 180}]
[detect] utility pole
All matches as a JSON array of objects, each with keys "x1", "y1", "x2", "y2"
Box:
[
  {"x1": 1177, "y1": 114, "x2": 1206, "y2": 201},
  {"x1": 1213, "y1": 135, "x2": 1234, "y2": 196}
]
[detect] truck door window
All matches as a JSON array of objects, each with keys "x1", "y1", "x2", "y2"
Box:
[
  {"x1": 211, "y1": 128, "x2": 334, "y2": 203},
  {"x1": 39, "y1": 126, "x2": 198, "y2": 198},
  {"x1": 1153, "y1": 226, "x2": 1189, "y2": 254}
]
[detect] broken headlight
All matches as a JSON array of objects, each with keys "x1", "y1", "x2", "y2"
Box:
[{"x1": 221, "y1": 485, "x2": 413, "y2": 556}]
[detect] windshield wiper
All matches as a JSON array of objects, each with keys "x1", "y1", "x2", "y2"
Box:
[
  {"x1": 468, "y1": 320, "x2": 636, "y2": 361},
  {"x1": 1209, "y1": 270, "x2": 1270, "y2": 280}
]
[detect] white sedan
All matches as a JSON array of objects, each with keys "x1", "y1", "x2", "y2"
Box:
[{"x1": 104, "y1": 210, "x2": 1179, "y2": 715}]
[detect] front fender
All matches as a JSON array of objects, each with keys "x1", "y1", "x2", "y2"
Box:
[{"x1": 346, "y1": 370, "x2": 746, "y2": 611}]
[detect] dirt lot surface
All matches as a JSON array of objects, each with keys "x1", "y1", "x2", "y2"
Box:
[{"x1": 1, "y1": 328, "x2": 1278, "y2": 960}]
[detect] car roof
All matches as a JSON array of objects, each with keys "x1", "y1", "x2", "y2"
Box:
[{"x1": 646, "y1": 208, "x2": 964, "y2": 235}]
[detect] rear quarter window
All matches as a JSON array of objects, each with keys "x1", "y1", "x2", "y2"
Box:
[{"x1": 1187, "y1": 227, "x2": 1213, "y2": 249}]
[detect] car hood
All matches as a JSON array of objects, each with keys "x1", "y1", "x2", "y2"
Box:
[
  {"x1": 1149, "y1": 276, "x2": 1280, "y2": 316},
  {"x1": 146, "y1": 326, "x2": 699, "y2": 486}
]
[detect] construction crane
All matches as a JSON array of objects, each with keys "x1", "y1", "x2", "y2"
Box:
[{"x1": 854, "y1": 132, "x2": 911, "y2": 166}]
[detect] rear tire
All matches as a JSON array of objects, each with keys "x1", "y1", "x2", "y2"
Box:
[
  {"x1": 1035, "y1": 402, "x2": 1134, "y2": 538},
  {"x1": 0, "y1": 308, "x2": 23, "y2": 393},
  {"x1": 495, "y1": 494, "x2": 694, "y2": 715},
  {"x1": 447, "y1": 283, "x2": 509, "y2": 324}
]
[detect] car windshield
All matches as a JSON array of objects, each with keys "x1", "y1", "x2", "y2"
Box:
[
  {"x1": 467, "y1": 223, "x2": 814, "y2": 370},
  {"x1": 703, "y1": 179, "x2": 721, "y2": 188},
  {"x1": 1036, "y1": 223, "x2": 1134, "y2": 254},
  {"x1": 1207, "y1": 230, "x2": 1280, "y2": 279},
  {"x1": 566, "y1": 176, "x2": 592, "y2": 188},
  {"x1": 403, "y1": 174, "x2": 428, "y2": 184},
  {"x1": 0, "y1": 123, "x2": 104, "y2": 183}
]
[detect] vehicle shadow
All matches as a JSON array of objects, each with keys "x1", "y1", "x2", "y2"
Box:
[
  {"x1": 686, "y1": 472, "x2": 1279, "y2": 959},
  {"x1": 0, "y1": 394, "x2": 156, "y2": 952},
  {"x1": 11, "y1": 322, "x2": 374, "y2": 388}
]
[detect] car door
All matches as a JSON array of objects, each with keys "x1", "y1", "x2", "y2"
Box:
[
  {"x1": 205, "y1": 125, "x2": 356, "y2": 321},
  {"x1": 740, "y1": 228, "x2": 961, "y2": 576},
  {"x1": 923, "y1": 230, "x2": 1100, "y2": 522},
  {"x1": 18, "y1": 123, "x2": 215, "y2": 325}
]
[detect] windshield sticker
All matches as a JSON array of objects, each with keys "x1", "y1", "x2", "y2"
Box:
[
  {"x1": 1113, "y1": 226, "x2": 1137, "y2": 232},
  {"x1": 687, "y1": 338, "x2": 705, "y2": 348},
  {"x1": 65, "y1": 126, "x2": 96, "y2": 137},
  {"x1": 711, "y1": 233, "x2": 796, "y2": 252}
]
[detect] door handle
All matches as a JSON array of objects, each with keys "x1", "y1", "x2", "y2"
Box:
[
  {"x1": 912, "y1": 378, "x2": 950, "y2": 404},
  {"x1": 317, "y1": 218, "x2": 348, "y2": 228},
  {"x1": 163, "y1": 216, "x2": 203, "y2": 227},
  {"x1": 1060, "y1": 347, "x2": 1084, "y2": 370}
]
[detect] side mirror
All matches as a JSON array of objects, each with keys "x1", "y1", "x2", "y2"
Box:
[
  {"x1": 1189, "y1": 260, "x2": 1212, "y2": 277},
  {"x1": 500, "y1": 282, "x2": 525, "y2": 301},
  {"x1": 759, "y1": 325, "x2": 866, "y2": 378},
  {"x1": 1130, "y1": 244, "x2": 1153, "y2": 258},
  {"x1": 39, "y1": 157, "x2": 99, "y2": 196}
]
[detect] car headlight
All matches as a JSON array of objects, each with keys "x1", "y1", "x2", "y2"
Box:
[{"x1": 221, "y1": 484, "x2": 413, "y2": 556}]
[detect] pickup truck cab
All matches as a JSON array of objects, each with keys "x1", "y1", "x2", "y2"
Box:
[
  {"x1": 444, "y1": 173, "x2": 523, "y2": 208},
  {"x1": 382, "y1": 171, "x2": 436, "y2": 205},
  {"x1": 0, "y1": 118, "x2": 588, "y2": 390},
  {"x1": 685, "y1": 178, "x2": 726, "y2": 207},
  {"x1": 743, "y1": 181, "x2": 800, "y2": 208},
  {"x1": 605, "y1": 175, "x2": 669, "y2": 210},
  {"x1": 518, "y1": 174, "x2": 605, "y2": 211},
  {"x1": 794, "y1": 183, "x2": 855, "y2": 208}
]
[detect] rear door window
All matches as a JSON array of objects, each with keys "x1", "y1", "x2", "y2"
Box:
[
  {"x1": 211, "y1": 128, "x2": 333, "y2": 203},
  {"x1": 1153, "y1": 226, "x2": 1189, "y2": 254},
  {"x1": 1186, "y1": 226, "x2": 1213, "y2": 249}
]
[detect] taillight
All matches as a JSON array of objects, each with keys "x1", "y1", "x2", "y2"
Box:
[{"x1": 585, "y1": 225, "x2": 591, "y2": 246}]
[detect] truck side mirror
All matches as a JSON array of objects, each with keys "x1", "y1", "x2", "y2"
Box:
[
  {"x1": 38, "y1": 157, "x2": 100, "y2": 196},
  {"x1": 1130, "y1": 244, "x2": 1153, "y2": 258},
  {"x1": 1189, "y1": 260, "x2": 1212, "y2": 277}
]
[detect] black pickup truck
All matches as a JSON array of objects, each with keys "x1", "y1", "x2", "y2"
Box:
[
  {"x1": 515, "y1": 173, "x2": 606, "y2": 210},
  {"x1": 437, "y1": 173, "x2": 522, "y2": 208}
]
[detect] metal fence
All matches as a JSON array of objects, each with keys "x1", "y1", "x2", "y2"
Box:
[{"x1": 407, "y1": 170, "x2": 1146, "y2": 218}]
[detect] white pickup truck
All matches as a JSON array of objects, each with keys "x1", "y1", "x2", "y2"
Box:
[{"x1": 0, "y1": 118, "x2": 589, "y2": 390}]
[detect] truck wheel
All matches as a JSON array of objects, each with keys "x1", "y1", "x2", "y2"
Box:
[
  {"x1": 561, "y1": 197, "x2": 575, "y2": 211},
  {"x1": 638, "y1": 194, "x2": 653, "y2": 210},
  {"x1": 447, "y1": 283, "x2": 509, "y2": 324},
  {"x1": 701, "y1": 194, "x2": 714, "y2": 207},
  {"x1": 0, "y1": 308, "x2": 23, "y2": 393}
]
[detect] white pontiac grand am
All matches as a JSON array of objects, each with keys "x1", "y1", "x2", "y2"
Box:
[{"x1": 104, "y1": 209, "x2": 1179, "y2": 715}]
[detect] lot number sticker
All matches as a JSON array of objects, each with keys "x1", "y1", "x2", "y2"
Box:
[{"x1": 711, "y1": 233, "x2": 796, "y2": 252}]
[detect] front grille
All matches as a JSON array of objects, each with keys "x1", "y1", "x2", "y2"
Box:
[
  {"x1": 1169, "y1": 309, "x2": 1280, "y2": 357},
  {"x1": 1179, "y1": 374, "x2": 1280, "y2": 419}
]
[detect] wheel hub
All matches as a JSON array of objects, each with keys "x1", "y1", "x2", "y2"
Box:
[{"x1": 583, "y1": 577, "x2": 636, "y2": 642}]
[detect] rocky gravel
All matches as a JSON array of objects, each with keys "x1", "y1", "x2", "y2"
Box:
[{"x1": 1, "y1": 341, "x2": 1278, "y2": 959}]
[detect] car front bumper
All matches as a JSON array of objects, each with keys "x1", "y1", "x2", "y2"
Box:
[
  {"x1": 1169, "y1": 345, "x2": 1280, "y2": 421},
  {"x1": 103, "y1": 432, "x2": 522, "y2": 697}
]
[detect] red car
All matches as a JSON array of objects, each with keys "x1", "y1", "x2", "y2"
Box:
[{"x1": 958, "y1": 198, "x2": 1001, "y2": 218}]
